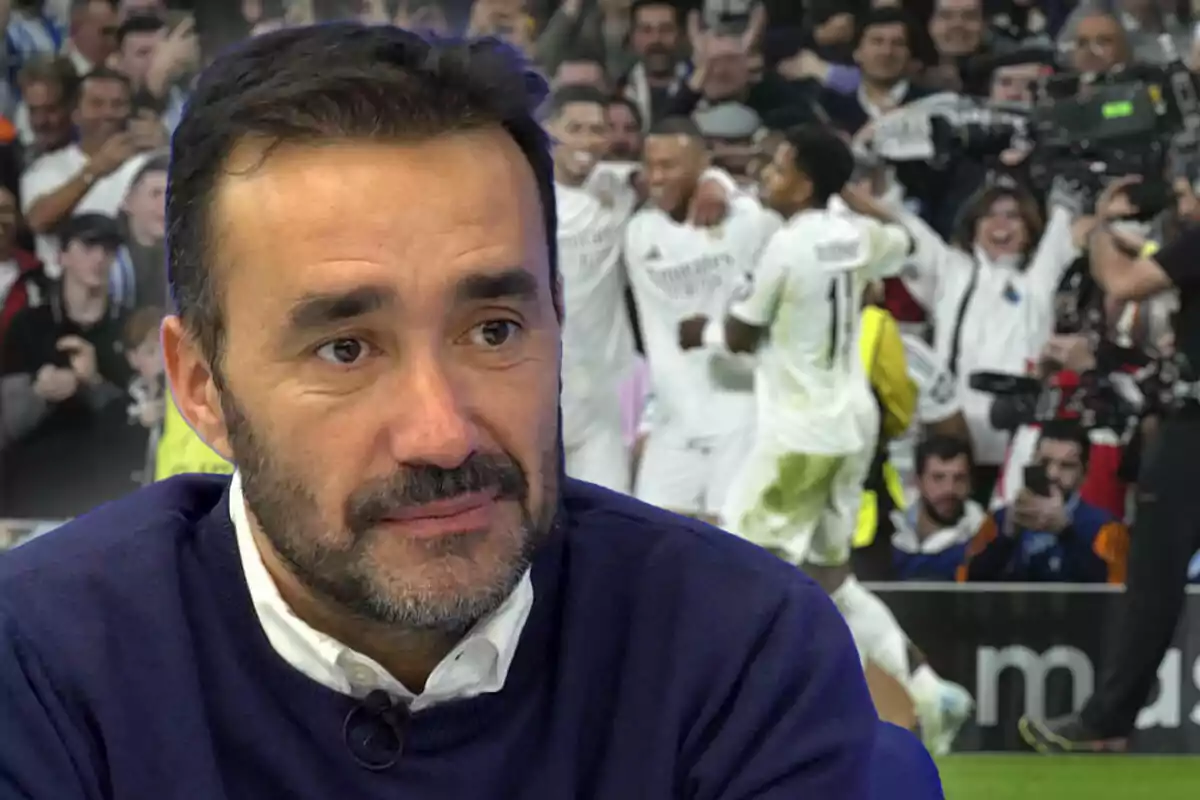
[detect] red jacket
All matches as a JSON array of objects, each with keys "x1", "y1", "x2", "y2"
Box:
[{"x1": 0, "y1": 249, "x2": 48, "y2": 349}]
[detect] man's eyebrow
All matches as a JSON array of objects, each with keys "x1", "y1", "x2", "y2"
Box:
[
  {"x1": 286, "y1": 285, "x2": 397, "y2": 331},
  {"x1": 453, "y1": 269, "x2": 540, "y2": 305}
]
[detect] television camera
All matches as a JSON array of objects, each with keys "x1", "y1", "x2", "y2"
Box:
[
  {"x1": 864, "y1": 35, "x2": 1200, "y2": 216},
  {"x1": 970, "y1": 338, "x2": 1196, "y2": 439}
]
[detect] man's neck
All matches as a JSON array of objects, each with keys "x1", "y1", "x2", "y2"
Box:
[
  {"x1": 862, "y1": 78, "x2": 901, "y2": 104},
  {"x1": 554, "y1": 163, "x2": 588, "y2": 187},
  {"x1": 61, "y1": 278, "x2": 107, "y2": 324},
  {"x1": 128, "y1": 222, "x2": 162, "y2": 248},
  {"x1": 915, "y1": 505, "x2": 942, "y2": 540},
  {"x1": 251, "y1": 527, "x2": 460, "y2": 693}
]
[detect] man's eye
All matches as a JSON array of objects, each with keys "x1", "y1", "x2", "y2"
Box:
[
  {"x1": 469, "y1": 319, "x2": 522, "y2": 348},
  {"x1": 315, "y1": 338, "x2": 370, "y2": 365}
]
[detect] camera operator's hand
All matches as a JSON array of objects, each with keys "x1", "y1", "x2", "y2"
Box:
[
  {"x1": 1012, "y1": 487, "x2": 1070, "y2": 534},
  {"x1": 1096, "y1": 175, "x2": 1141, "y2": 221}
]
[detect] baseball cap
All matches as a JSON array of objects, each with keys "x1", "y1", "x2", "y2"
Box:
[
  {"x1": 58, "y1": 213, "x2": 123, "y2": 251},
  {"x1": 693, "y1": 102, "x2": 763, "y2": 140}
]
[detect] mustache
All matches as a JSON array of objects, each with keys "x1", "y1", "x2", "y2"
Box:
[
  {"x1": 645, "y1": 43, "x2": 673, "y2": 57},
  {"x1": 346, "y1": 451, "x2": 528, "y2": 533}
]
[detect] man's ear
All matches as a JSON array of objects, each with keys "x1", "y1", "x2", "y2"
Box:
[{"x1": 160, "y1": 315, "x2": 233, "y2": 460}]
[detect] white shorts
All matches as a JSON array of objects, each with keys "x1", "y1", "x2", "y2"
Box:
[
  {"x1": 720, "y1": 441, "x2": 871, "y2": 567},
  {"x1": 565, "y1": 423, "x2": 631, "y2": 494},
  {"x1": 634, "y1": 427, "x2": 753, "y2": 516}
]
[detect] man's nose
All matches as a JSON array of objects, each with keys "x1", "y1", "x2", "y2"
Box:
[{"x1": 383, "y1": 356, "x2": 478, "y2": 470}]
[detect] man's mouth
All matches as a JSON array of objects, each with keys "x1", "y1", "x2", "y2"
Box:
[{"x1": 381, "y1": 490, "x2": 499, "y2": 538}]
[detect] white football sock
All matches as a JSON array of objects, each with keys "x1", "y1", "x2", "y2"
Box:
[{"x1": 831, "y1": 576, "x2": 912, "y2": 686}]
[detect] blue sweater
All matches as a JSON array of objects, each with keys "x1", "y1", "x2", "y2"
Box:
[{"x1": 0, "y1": 475, "x2": 890, "y2": 799}]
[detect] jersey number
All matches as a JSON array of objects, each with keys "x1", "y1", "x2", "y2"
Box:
[{"x1": 826, "y1": 273, "x2": 855, "y2": 370}]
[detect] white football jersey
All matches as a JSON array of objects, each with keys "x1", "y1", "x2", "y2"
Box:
[
  {"x1": 624, "y1": 195, "x2": 781, "y2": 437},
  {"x1": 730, "y1": 207, "x2": 912, "y2": 455},
  {"x1": 556, "y1": 163, "x2": 640, "y2": 446}
]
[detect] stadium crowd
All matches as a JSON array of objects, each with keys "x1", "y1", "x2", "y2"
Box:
[{"x1": 2, "y1": 0, "x2": 1200, "y2": 754}]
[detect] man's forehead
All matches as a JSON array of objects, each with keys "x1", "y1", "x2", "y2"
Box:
[{"x1": 209, "y1": 135, "x2": 546, "y2": 301}]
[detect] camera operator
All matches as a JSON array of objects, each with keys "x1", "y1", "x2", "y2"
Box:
[
  {"x1": 1020, "y1": 173, "x2": 1200, "y2": 752},
  {"x1": 842, "y1": 177, "x2": 1085, "y2": 506}
]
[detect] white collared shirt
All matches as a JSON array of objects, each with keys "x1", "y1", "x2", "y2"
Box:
[
  {"x1": 857, "y1": 79, "x2": 910, "y2": 120},
  {"x1": 229, "y1": 472, "x2": 534, "y2": 711}
]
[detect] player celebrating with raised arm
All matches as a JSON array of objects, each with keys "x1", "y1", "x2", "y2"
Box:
[{"x1": 679, "y1": 123, "x2": 973, "y2": 754}]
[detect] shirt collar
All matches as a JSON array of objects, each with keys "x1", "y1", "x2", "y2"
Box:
[
  {"x1": 858, "y1": 80, "x2": 909, "y2": 119},
  {"x1": 229, "y1": 471, "x2": 534, "y2": 711}
]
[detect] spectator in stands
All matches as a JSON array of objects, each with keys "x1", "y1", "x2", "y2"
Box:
[
  {"x1": 0, "y1": 187, "x2": 47, "y2": 344},
  {"x1": 121, "y1": 302, "x2": 163, "y2": 481},
  {"x1": 924, "y1": 0, "x2": 989, "y2": 93},
  {"x1": 1067, "y1": 10, "x2": 1132, "y2": 73},
  {"x1": 957, "y1": 420, "x2": 1130, "y2": 583},
  {"x1": 606, "y1": 96, "x2": 643, "y2": 160},
  {"x1": 892, "y1": 435, "x2": 982, "y2": 581},
  {"x1": 693, "y1": 101, "x2": 761, "y2": 186},
  {"x1": 14, "y1": 55, "x2": 78, "y2": 164},
  {"x1": 21, "y1": 66, "x2": 151, "y2": 271},
  {"x1": 1060, "y1": 0, "x2": 1189, "y2": 67},
  {"x1": 63, "y1": 0, "x2": 120, "y2": 77},
  {"x1": 617, "y1": 0, "x2": 687, "y2": 128},
  {"x1": 537, "y1": 0, "x2": 634, "y2": 88},
  {"x1": 117, "y1": 0, "x2": 166, "y2": 21},
  {"x1": 111, "y1": 150, "x2": 165, "y2": 309},
  {"x1": 112, "y1": 12, "x2": 195, "y2": 132},
  {"x1": 550, "y1": 51, "x2": 608, "y2": 90},
  {"x1": 6, "y1": 1, "x2": 68, "y2": 88},
  {"x1": 0, "y1": 212, "x2": 143, "y2": 519},
  {"x1": 841, "y1": 180, "x2": 1082, "y2": 505},
  {"x1": 820, "y1": 8, "x2": 934, "y2": 135}
]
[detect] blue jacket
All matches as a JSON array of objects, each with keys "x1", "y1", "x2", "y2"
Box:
[{"x1": 958, "y1": 496, "x2": 1129, "y2": 583}]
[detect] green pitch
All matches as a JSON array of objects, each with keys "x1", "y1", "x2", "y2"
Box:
[{"x1": 937, "y1": 755, "x2": 1198, "y2": 799}]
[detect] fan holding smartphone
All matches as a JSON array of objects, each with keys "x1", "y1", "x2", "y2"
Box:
[{"x1": 959, "y1": 419, "x2": 1129, "y2": 584}]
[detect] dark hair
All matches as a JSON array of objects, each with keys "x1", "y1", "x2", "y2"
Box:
[
  {"x1": 915, "y1": 434, "x2": 973, "y2": 476},
  {"x1": 117, "y1": 13, "x2": 167, "y2": 48},
  {"x1": 17, "y1": 54, "x2": 80, "y2": 105},
  {"x1": 561, "y1": 48, "x2": 607, "y2": 69},
  {"x1": 166, "y1": 23, "x2": 555, "y2": 368},
  {"x1": 124, "y1": 304, "x2": 165, "y2": 349},
  {"x1": 131, "y1": 151, "x2": 169, "y2": 188},
  {"x1": 607, "y1": 95, "x2": 643, "y2": 127},
  {"x1": 1037, "y1": 419, "x2": 1091, "y2": 469},
  {"x1": 783, "y1": 123, "x2": 854, "y2": 206},
  {"x1": 78, "y1": 66, "x2": 132, "y2": 106},
  {"x1": 630, "y1": 0, "x2": 677, "y2": 25},
  {"x1": 58, "y1": 212, "x2": 123, "y2": 251},
  {"x1": 648, "y1": 115, "x2": 704, "y2": 140},
  {"x1": 543, "y1": 84, "x2": 609, "y2": 120},
  {"x1": 952, "y1": 183, "x2": 1043, "y2": 252},
  {"x1": 856, "y1": 7, "x2": 911, "y2": 47}
]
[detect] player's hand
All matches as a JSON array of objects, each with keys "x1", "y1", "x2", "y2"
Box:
[
  {"x1": 1012, "y1": 487, "x2": 1069, "y2": 534},
  {"x1": 678, "y1": 315, "x2": 708, "y2": 350},
  {"x1": 33, "y1": 364, "x2": 80, "y2": 402},
  {"x1": 689, "y1": 178, "x2": 729, "y2": 227},
  {"x1": 57, "y1": 336, "x2": 100, "y2": 385},
  {"x1": 1041, "y1": 334, "x2": 1095, "y2": 374}
]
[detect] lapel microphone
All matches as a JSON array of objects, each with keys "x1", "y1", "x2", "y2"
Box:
[{"x1": 342, "y1": 689, "x2": 409, "y2": 771}]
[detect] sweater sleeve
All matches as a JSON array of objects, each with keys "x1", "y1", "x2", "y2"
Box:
[
  {"x1": 0, "y1": 610, "x2": 105, "y2": 799},
  {"x1": 682, "y1": 583, "x2": 876, "y2": 800}
]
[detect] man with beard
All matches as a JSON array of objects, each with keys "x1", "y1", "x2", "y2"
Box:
[
  {"x1": 957, "y1": 420, "x2": 1129, "y2": 583},
  {"x1": 605, "y1": 96, "x2": 643, "y2": 161},
  {"x1": 0, "y1": 24, "x2": 928, "y2": 799},
  {"x1": 891, "y1": 435, "x2": 982, "y2": 581}
]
